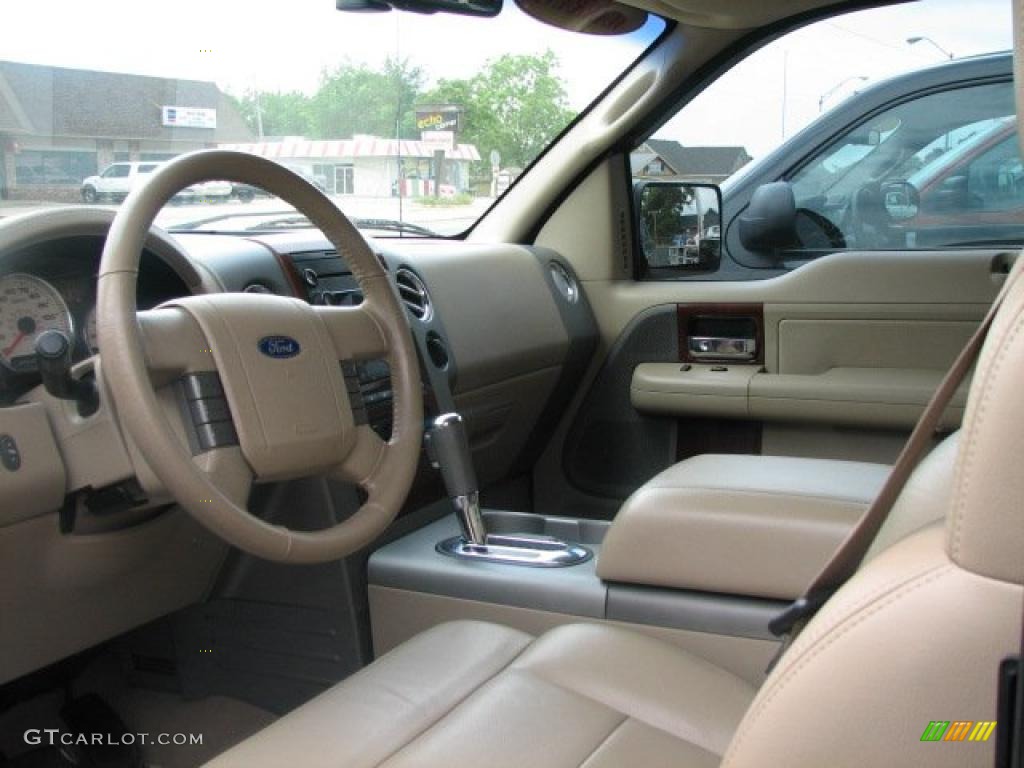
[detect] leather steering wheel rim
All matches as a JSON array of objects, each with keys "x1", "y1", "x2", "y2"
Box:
[{"x1": 97, "y1": 150, "x2": 423, "y2": 563}]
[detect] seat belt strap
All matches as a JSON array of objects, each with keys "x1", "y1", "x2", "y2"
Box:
[{"x1": 769, "y1": 278, "x2": 1010, "y2": 645}]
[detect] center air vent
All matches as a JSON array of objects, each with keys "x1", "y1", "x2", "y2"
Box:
[{"x1": 395, "y1": 268, "x2": 432, "y2": 321}]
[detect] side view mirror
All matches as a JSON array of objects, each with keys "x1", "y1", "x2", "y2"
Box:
[
  {"x1": 882, "y1": 180, "x2": 920, "y2": 221},
  {"x1": 635, "y1": 181, "x2": 722, "y2": 270},
  {"x1": 738, "y1": 181, "x2": 797, "y2": 253}
]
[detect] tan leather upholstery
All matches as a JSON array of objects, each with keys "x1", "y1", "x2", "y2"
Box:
[
  {"x1": 597, "y1": 454, "x2": 889, "y2": 599},
  {"x1": 209, "y1": 260, "x2": 1023, "y2": 768},
  {"x1": 722, "y1": 260, "x2": 1024, "y2": 767},
  {"x1": 863, "y1": 430, "x2": 958, "y2": 561},
  {"x1": 205, "y1": 621, "x2": 756, "y2": 768}
]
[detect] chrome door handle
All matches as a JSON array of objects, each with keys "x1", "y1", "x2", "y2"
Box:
[{"x1": 688, "y1": 336, "x2": 756, "y2": 361}]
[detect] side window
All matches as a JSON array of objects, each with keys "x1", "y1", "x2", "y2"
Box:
[
  {"x1": 102, "y1": 164, "x2": 130, "y2": 178},
  {"x1": 964, "y1": 134, "x2": 1024, "y2": 211},
  {"x1": 632, "y1": 0, "x2": 1012, "y2": 275},
  {"x1": 787, "y1": 82, "x2": 1018, "y2": 251}
]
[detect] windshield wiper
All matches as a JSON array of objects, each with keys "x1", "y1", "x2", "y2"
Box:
[
  {"x1": 167, "y1": 210, "x2": 301, "y2": 232},
  {"x1": 351, "y1": 218, "x2": 439, "y2": 237}
]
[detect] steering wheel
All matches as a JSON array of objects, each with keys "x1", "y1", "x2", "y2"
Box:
[{"x1": 97, "y1": 150, "x2": 423, "y2": 563}]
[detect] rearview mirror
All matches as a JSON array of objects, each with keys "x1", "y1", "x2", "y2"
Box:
[
  {"x1": 635, "y1": 181, "x2": 722, "y2": 270},
  {"x1": 737, "y1": 181, "x2": 797, "y2": 253},
  {"x1": 336, "y1": 0, "x2": 501, "y2": 17}
]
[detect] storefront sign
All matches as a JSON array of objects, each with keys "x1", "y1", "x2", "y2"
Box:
[
  {"x1": 161, "y1": 106, "x2": 217, "y2": 129},
  {"x1": 416, "y1": 110, "x2": 459, "y2": 132},
  {"x1": 421, "y1": 131, "x2": 455, "y2": 153}
]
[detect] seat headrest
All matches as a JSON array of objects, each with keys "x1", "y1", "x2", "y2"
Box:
[{"x1": 947, "y1": 256, "x2": 1024, "y2": 584}]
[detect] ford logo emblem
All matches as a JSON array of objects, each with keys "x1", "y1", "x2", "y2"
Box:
[{"x1": 258, "y1": 335, "x2": 301, "y2": 359}]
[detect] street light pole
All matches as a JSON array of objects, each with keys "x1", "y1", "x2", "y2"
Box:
[
  {"x1": 906, "y1": 36, "x2": 954, "y2": 59},
  {"x1": 818, "y1": 75, "x2": 868, "y2": 112}
]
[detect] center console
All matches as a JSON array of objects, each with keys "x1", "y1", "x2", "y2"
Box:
[{"x1": 369, "y1": 428, "x2": 894, "y2": 686}]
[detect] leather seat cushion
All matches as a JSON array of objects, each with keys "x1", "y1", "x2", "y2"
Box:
[{"x1": 205, "y1": 621, "x2": 757, "y2": 768}]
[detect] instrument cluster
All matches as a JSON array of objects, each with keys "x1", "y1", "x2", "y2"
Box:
[{"x1": 0, "y1": 235, "x2": 189, "y2": 404}]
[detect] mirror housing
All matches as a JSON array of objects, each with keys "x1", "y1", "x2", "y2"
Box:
[
  {"x1": 635, "y1": 181, "x2": 722, "y2": 271},
  {"x1": 738, "y1": 181, "x2": 797, "y2": 253},
  {"x1": 882, "y1": 180, "x2": 920, "y2": 221},
  {"x1": 336, "y1": 0, "x2": 501, "y2": 16}
]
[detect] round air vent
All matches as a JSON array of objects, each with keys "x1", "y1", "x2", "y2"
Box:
[
  {"x1": 394, "y1": 268, "x2": 432, "y2": 321},
  {"x1": 549, "y1": 261, "x2": 579, "y2": 304}
]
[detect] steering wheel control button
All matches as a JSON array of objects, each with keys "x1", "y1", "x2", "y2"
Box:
[
  {"x1": 189, "y1": 397, "x2": 232, "y2": 425},
  {"x1": 0, "y1": 435, "x2": 20, "y2": 471},
  {"x1": 340, "y1": 361, "x2": 368, "y2": 425},
  {"x1": 178, "y1": 372, "x2": 238, "y2": 453},
  {"x1": 181, "y1": 371, "x2": 224, "y2": 400},
  {"x1": 196, "y1": 421, "x2": 240, "y2": 452}
]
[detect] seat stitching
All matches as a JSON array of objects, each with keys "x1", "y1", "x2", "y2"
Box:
[
  {"x1": 574, "y1": 714, "x2": 629, "y2": 768},
  {"x1": 644, "y1": 485, "x2": 879, "y2": 507},
  {"x1": 723, "y1": 564, "x2": 952, "y2": 766},
  {"x1": 373, "y1": 639, "x2": 532, "y2": 767},
  {"x1": 513, "y1": 665, "x2": 736, "y2": 756},
  {"x1": 951, "y1": 299, "x2": 1024, "y2": 562},
  {"x1": 771, "y1": 559, "x2": 947, "y2": 665}
]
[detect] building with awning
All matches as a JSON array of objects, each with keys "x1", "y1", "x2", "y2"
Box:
[
  {"x1": 219, "y1": 135, "x2": 481, "y2": 197},
  {"x1": 0, "y1": 60, "x2": 252, "y2": 201}
]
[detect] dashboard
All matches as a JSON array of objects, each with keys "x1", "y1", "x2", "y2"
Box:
[
  {"x1": 0, "y1": 236, "x2": 190, "y2": 404},
  {"x1": 0, "y1": 206, "x2": 596, "y2": 687}
]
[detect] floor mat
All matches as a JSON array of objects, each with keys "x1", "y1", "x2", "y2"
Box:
[{"x1": 0, "y1": 653, "x2": 276, "y2": 768}]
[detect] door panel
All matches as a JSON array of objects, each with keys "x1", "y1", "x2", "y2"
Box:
[{"x1": 533, "y1": 156, "x2": 1011, "y2": 521}]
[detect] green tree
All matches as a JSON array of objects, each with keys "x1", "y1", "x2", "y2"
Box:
[
  {"x1": 234, "y1": 90, "x2": 312, "y2": 137},
  {"x1": 232, "y1": 58, "x2": 424, "y2": 140},
  {"x1": 641, "y1": 185, "x2": 694, "y2": 245},
  {"x1": 421, "y1": 51, "x2": 574, "y2": 176},
  {"x1": 309, "y1": 57, "x2": 424, "y2": 140}
]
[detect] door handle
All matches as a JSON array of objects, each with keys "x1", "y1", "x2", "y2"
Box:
[{"x1": 688, "y1": 336, "x2": 757, "y2": 361}]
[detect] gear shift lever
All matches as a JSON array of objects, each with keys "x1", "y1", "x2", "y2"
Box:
[{"x1": 427, "y1": 413, "x2": 487, "y2": 545}]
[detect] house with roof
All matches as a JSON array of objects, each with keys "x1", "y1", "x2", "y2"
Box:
[
  {"x1": 219, "y1": 136, "x2": 481, "y2": 197},
  {"x1": 631, "y1": 139, "x2": 751, "y2": 184},
  {"x1": 0, "y1": 60, "x2": 252, "y2": 201}
]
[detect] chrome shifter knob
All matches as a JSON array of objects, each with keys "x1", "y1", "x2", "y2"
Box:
[{"x1": 426, "y1": 413, "x2": 487, "y2": 545}]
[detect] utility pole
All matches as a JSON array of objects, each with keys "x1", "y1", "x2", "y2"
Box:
[
  {"x1": 781, "y1": 50, "x2": 789, "y2": 141},
  {"x1": 254, "y1": 92, "x2": 264, "y2": 139}
]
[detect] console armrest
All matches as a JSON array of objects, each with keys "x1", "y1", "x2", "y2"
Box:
[{"x1": 597, "y1": 454, "x2": 889, "y2": 600}]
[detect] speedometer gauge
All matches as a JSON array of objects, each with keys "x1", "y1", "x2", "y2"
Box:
[{"x1": 0, "y1": 274, "x2": 74, "y2": 372}]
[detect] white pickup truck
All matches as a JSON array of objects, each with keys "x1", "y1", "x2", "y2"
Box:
[{"x1": 81, "y1": 161, "x2": 232, "y2": 203}]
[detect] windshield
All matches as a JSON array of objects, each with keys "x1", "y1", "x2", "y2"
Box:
[{"x1": 0, "y1": 1, "x2": 664, "y2": 236}]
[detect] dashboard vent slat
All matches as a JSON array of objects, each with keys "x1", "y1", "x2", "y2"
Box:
[{"x1": 394, "y1": 268, "x2": 432, "y2": 321}]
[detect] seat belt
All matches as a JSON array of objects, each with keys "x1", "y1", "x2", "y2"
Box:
[{"x1": 768, "y1": 274, "x2": 1012, "y2": 650}]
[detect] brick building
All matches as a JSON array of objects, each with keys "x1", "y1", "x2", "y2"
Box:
[{"x1": 0, "y1": 60, "x2": 252, "y2": 202}]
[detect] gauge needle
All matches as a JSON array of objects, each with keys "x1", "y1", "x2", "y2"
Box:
[{"x1": 2, "y1": 331, "x2": 26, "y2": 357}]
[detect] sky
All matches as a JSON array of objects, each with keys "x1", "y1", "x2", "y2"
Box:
[
  {"x1": 2, "y1": 0, "x2": 1013, "y2": 162},
  {"x1": 2, "y1": 0, "x2": 662, "y2": 110}
]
